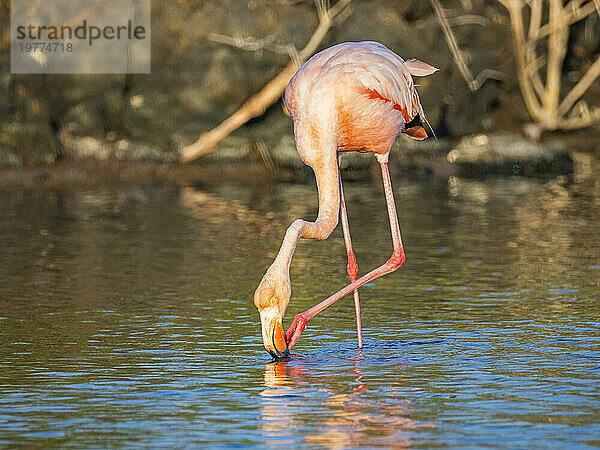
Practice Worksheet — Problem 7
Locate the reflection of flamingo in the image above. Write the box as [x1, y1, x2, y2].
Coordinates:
[254, 41, 437, 358]
[259, 356, 433, 447]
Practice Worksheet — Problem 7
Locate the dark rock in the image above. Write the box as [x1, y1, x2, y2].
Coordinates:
[60, 125, 175, 164]
[0, 149, 23, 169]
[1, 59, 58, 165]
[447, 132, 573, 176]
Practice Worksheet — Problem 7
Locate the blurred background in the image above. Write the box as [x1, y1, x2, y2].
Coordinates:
[1, 0, 599, 176]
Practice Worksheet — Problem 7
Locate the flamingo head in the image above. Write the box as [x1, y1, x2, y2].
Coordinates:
[254, 269, 291, 360]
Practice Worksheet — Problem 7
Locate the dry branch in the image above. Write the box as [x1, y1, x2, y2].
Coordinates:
[180, 0, 352, 164]
[499, 0, 600, 135]
[430, 0, 505, 91]
[558, 55, 600, 116]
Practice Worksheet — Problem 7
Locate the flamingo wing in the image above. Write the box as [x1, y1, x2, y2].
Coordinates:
[340, 42, 436, 139]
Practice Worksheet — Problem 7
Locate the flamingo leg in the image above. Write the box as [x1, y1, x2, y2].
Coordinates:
[338, 160, 363, 349]
[286, 154, 405, 349]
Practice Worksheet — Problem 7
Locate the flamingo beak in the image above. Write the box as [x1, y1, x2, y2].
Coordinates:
[260, 306, 290, 360]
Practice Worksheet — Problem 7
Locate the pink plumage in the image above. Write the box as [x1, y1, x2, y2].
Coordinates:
[254, 41, 438, 358]
[284, 41, 437, 156]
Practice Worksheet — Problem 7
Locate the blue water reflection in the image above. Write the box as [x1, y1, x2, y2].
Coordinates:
[0, 170, 599, 446]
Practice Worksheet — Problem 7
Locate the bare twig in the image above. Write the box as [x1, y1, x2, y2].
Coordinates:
[207, 33, 277, 51]
[499, 0, 600, 134]
[558, 55, 600, 117]
[447, 15, 490, 27]
[544, 0, 569, 114]
[430, 0, 476, 90]
[556, 104, 600, 130]
[471, 68, 508, 90]
[255, 139, 276, 174]
[285, 44, 301, 68]
[180, 0, 352, 164]
[537, 1, 597, 38]
[430, 0, 502, 91]
[528, 0, 543, 41]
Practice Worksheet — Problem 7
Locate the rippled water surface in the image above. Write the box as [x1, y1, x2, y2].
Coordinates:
[1, 160, 600, 447]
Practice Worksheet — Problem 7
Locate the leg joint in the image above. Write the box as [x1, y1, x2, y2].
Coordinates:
[347, 252, 359, 281]
[385, 249, 405, 271]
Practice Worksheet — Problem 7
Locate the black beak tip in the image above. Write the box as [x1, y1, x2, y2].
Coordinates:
[268, 348, 291, 361]
[267, 328, 291, 360]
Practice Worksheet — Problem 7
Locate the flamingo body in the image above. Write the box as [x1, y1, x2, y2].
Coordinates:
[255, 41, 437, 359]
[285, 41, 431, 158]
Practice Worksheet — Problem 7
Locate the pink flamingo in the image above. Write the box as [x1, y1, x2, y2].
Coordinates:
[254, 41, 438, 358]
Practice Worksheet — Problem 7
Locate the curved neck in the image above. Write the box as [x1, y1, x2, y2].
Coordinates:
[271, 155, 340, 272]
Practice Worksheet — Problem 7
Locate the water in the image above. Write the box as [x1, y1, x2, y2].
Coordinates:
[1, 162, 599, 447]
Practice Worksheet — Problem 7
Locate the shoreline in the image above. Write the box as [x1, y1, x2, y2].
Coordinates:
[0, 159, 290, 192]
[1, 132, 598, 192]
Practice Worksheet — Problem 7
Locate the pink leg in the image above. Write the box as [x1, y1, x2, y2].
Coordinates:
[286, 154, 405, 349]
[339, 168, 363, 348]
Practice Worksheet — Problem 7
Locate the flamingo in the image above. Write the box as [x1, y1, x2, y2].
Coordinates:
[254, 41, 438, 359]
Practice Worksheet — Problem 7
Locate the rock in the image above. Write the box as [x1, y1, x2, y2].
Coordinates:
[0, 58, 58, 165]
[394, 134, 454, 159]
[0, 118, 57, 165]
[60, 123, 174, 163]
[447, 132, 573, 176]
[0, 149, 23, 169]
[390, 134, 455, 176]
[114, 140, 177, 164]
